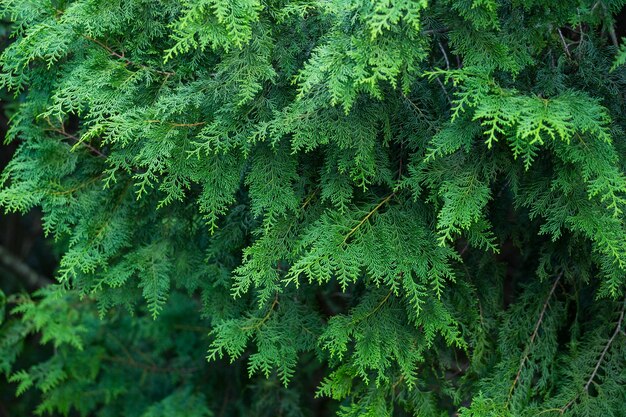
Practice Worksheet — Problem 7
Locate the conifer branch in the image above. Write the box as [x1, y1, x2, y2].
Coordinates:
[559, 297, 626, 414]
[402, 93, 438, 130]
[342, 193, 395, 246]
[508, 272, 563, 402]
[354, 290, 393, 324]
[145, 120, 206, 127]
[241, 294, 279, 331]
[48, 175, 105, 196]
[3, 2, 626, 414]
[583, 299, 625, 391]
[83, 36, 175, 76]
[44, 119, 107, 159]
[422, 28, 450, 36]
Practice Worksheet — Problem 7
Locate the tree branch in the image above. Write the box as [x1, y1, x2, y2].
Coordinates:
[44, 118, 107, 159]
[508, 272, 563, 401]
[84, 36, 175, 76]
[557, 28, 572, 59]
[559, 297, 626, 414]
[584, 298, 626, 392]
[342, 192, 395, 245]
[0, 245, 52, 289]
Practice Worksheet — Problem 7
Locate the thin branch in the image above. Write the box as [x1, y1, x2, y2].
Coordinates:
[496, 178, 512, 198]
[583, 298, 626, 391]
[438, 41, 451, 70]
[355, 289, 393, 324]
[436, 77, 452, 105]
[342, 192, 395, 245]
[173, 324, 212, 333]
[403, 93, 427, 118]
[0, 245, 52, 289]
[84, 35, 175, 76]
[421, 28, 450, 36]
[44, 119, 107, 159]
[458, 241, 470, 256]
[402, 93, 437, 131]
[105, 332, 199, 375]
[300, 188, 318, 211]
[508, 272, 563, 401]
[397, 142, 404, 179]
[559, 297, 626, 414]
[608, 27, 619, 48]
[48, 175, 104, 196]
[61, 130, 107, 158]
[578, 20, 585, 45]
[102, 356, 199, 375]
[145, 119, 206, 127]
[45, 120, 146, 176]
[599, 2, 619, 48]
[279, 188, 319, 250]
[240, 294, 279, 331]
[557, 29, 572, 59]
[391, 374, 405, 394]
[0, 400, 9, 417]
[218, 385, 231, 417]
[590, 0, 601, 12]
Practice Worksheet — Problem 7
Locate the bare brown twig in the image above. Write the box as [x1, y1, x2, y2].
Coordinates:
[44, 118, 107, 159]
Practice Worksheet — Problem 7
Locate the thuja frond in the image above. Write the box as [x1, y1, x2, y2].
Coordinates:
[1, 1, 626, 416]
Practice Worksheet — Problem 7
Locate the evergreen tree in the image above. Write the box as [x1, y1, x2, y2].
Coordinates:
[1, 0, 626, 415]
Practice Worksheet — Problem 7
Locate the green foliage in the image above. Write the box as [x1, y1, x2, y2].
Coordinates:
[612, 37, 626, 70]
[1, 0, 626, 416]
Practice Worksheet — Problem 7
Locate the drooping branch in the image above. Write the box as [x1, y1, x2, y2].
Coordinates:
[584, 299, 626, 391]
[559, 297, 626, 414]
[508, 272, 563, 401]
